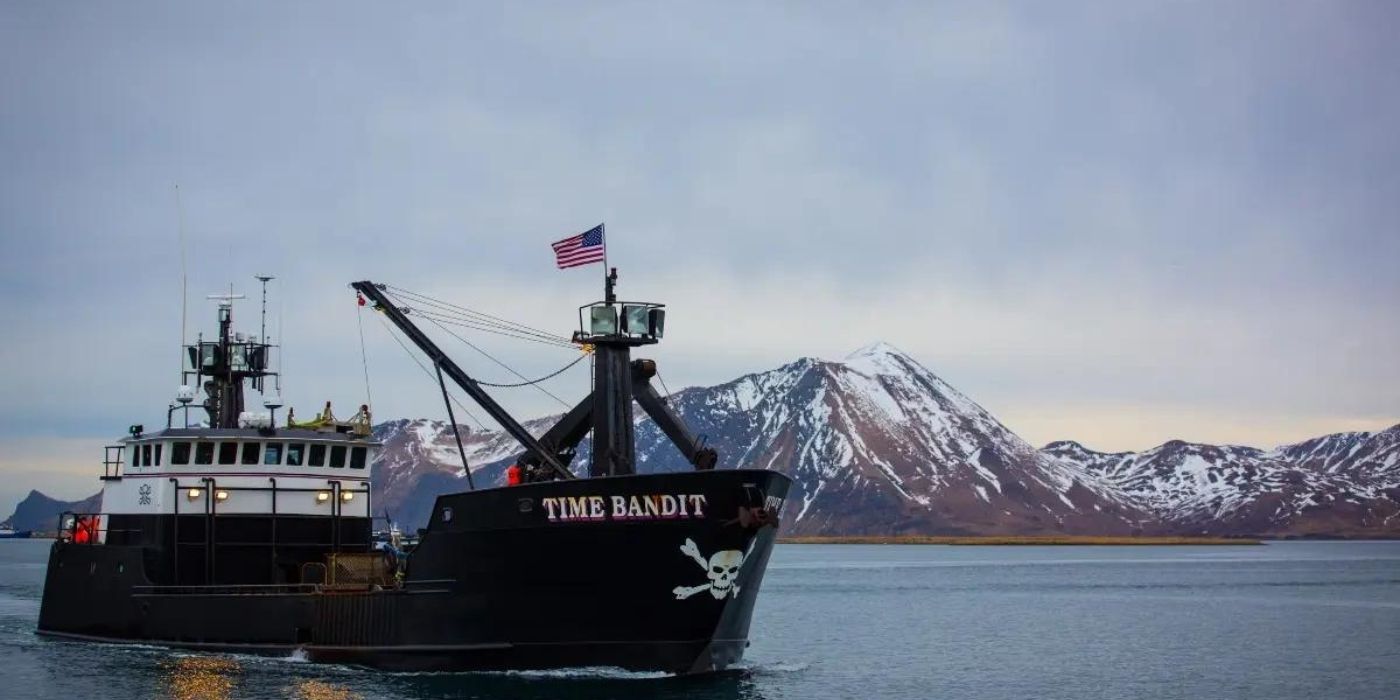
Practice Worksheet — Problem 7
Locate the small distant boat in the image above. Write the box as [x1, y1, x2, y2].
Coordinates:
[0, 526, 34, 539]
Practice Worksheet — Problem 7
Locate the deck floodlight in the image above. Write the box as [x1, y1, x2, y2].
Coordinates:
[648, 308, 665, 338]
[316, 491, 331, 504]
[341, 491, 355, 502]
[622, 305, 649, 336]
[590, 306, 618, 335]
[186, 488, 203, 500]
[214, 490, 230, 502]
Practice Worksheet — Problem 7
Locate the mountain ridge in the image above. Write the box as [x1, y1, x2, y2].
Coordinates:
[8, 343, 1397, 538]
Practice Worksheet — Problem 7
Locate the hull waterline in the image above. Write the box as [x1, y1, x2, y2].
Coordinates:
[38, 469, 791, 674]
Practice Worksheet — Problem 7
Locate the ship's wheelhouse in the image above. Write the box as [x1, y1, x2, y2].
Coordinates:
[79, 428, 379, 587]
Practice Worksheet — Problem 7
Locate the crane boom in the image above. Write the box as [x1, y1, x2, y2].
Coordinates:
[351, 281, 573, 480]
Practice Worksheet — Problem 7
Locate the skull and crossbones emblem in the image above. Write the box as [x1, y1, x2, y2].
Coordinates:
[672, 538, 746, 600]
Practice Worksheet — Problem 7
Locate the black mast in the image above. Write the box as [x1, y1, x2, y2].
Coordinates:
[575, 268, 716, 475]
[587, 267, 645, 477]
[185, 293, 276, 429]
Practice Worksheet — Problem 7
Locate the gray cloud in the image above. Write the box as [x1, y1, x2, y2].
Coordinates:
[2, 1, 1397, 506]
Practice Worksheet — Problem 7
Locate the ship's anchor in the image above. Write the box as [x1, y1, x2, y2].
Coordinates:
[672, 538, 746, 600]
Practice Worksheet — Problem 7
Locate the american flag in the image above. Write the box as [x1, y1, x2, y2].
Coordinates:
[551, 224, 606, 269]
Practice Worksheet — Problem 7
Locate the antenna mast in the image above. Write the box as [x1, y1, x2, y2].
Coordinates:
[176, 184, 188, 385]
[255, 275, 274, 344]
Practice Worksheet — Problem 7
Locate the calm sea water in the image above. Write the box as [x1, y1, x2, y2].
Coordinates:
[2, 539, 1398, 699]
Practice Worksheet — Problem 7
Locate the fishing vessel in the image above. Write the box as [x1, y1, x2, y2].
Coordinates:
[0, 525, 33, 539]
[37, 270, 790, 673]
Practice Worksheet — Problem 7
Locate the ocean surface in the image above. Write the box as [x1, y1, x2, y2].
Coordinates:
[2, 539, 1398, 699]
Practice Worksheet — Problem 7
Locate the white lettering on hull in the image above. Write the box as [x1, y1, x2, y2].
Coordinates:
[541, 493, 708, 523]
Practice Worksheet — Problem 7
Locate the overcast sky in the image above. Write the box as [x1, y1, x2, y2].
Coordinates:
[2, 2, 1397, 509]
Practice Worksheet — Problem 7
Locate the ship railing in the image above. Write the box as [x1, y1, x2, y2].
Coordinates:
[54, 511, 139, 544]
[102, 444, 125, 480]
[129, 578, 456, 597]
[164, 477, 371, 586]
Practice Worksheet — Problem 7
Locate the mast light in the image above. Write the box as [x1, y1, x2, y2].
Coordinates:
[621, 305, 648, 336]
[649, 308, 665, 338]
[589, 306, 618, 335]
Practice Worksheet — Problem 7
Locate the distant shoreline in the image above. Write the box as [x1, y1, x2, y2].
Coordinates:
[777, 535, 1263, 546]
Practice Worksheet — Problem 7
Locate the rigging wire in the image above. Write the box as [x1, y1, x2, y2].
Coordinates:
[423, 316, 574, 408]
[411, 310, 577, 349]
[655, 367, 699, 440]
[387, 284, 566, 342]
[655, 368, 676, 404]
[386, 286, 571, 347]
[356, 303, 373, 411]
[404, 302, 572, 345]
[374, 315, 488, 431]
[474, 353, 589, 388]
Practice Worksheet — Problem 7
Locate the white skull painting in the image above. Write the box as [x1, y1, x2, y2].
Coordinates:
[672, 538, 746, 600]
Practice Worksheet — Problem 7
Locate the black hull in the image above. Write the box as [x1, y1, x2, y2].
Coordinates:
[38, 469, 790, 674]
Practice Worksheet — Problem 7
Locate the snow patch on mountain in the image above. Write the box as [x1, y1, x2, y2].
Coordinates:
[366, 342, 1398, 537]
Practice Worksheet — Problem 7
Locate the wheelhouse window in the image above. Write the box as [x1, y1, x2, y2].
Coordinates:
[350, 446, 367, 470]
[286, 443, 305, 467]
[153, 443, 162, 466]
[172, 442, 191, 465]
[195, 442, 215, 465]
[130, 445, 142, 467]
[328, 445, 346, 468]
[264, 442, 283, 465]
[142, 444, 152, 467]
[241, 442, 260, 465]
[218, 442, 238, 465]
[308, 444, 326, 467]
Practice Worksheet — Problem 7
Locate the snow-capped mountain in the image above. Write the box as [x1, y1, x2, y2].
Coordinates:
[629, 343, 1146, 534]
[371, 343, 1150, 535]
[1045, 426, 1400, 536]
[9, 344, 1395, 537]
[368, 342, 1398, 537]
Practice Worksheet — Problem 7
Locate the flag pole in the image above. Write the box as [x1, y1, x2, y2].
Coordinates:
[602, 223, 616, 304]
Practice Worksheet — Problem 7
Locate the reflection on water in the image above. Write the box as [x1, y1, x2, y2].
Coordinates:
[293, 679, 363, 700]
[160, 654, 364, 700]
[10, 540, 1397, 700]
[162, 656, 240, 700]
[152, 652, 764, 700]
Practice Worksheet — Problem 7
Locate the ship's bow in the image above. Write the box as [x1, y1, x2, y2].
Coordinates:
[388, 468, 792, 673]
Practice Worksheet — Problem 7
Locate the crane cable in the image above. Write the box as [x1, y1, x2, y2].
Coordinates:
[388, 284, 563, 339]
[385, 285, 572, 348]
[356, 303, 373, 412]
[423, 316, 573, 408]
[410, 310, 577, 350]
[474, 352, 589, 388]
[374, 315, 488, 431]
